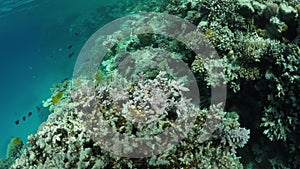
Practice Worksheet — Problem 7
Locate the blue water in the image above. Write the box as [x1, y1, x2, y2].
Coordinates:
[0, 0, 118, 158]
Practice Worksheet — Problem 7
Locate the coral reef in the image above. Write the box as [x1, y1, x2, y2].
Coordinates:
[89, 0, 300, 167]
[43, 78, 70, 113]
[9, 0, 300, 168]
[164, 0, 300, 168]
[6, 137, 22, 158]
[11, 71, 249, 168]
[0, 137, 24, 169]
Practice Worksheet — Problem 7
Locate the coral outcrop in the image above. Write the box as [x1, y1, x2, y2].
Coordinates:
[11, 71, 249, 168]
[9, 0, 300, 168]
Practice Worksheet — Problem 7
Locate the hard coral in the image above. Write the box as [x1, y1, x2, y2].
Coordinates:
[51, 91, 63, 104]
[10, 0, 300, 168]
[6, 137, 23, 159]
[12, 138, 21, 145]
[11, 71, 249, 168]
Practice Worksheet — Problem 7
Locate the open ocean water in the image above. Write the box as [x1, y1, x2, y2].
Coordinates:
[0, 0, 118, 158]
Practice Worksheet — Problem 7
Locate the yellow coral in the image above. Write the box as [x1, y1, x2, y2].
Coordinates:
[12, 137, 21, 145]
[205, 28, 212, 35]
[7, 137, 23, 158]
[93, 70, 104, 83]
[52, 91, 63, 104]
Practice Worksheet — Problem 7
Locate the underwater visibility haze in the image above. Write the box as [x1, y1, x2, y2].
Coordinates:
[0, 0, 118, 163]
[0, 0, 300, 169]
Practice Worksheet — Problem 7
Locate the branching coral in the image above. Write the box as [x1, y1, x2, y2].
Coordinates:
[165, 0, 300, 168]
[8, 0, 300, 168]
[11, 71, 249, 168]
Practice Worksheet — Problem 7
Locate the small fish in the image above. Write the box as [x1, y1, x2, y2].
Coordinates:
[15, 120, 19, 125]
[68, 52, 75, 58]
[22, 116, 26, 121]
[28, 112, 32, 117]
[36, 106, 41, 111]
[68, 45, 72, 49]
